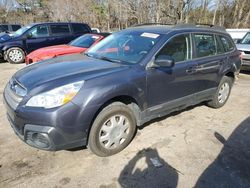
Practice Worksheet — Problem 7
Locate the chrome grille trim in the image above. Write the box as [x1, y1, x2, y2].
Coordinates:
[4, 80, 25, 110]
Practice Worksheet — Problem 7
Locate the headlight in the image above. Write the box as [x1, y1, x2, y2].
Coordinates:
[26, 81, 84, 109]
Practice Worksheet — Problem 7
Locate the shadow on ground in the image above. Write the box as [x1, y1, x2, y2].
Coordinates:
[195, 117, 250, 188]
[118, 148, 178, 188]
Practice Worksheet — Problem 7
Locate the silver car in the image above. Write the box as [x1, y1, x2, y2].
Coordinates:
[236, 32, 250, 70]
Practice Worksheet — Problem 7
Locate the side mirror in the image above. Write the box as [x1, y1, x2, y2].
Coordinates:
[154, 55, 175, 68]
[26, 33, 33, 39]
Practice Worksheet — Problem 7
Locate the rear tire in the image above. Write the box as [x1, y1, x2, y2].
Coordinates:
[88, 102, 137, 157]
[5, 47, 25, 64]
[207, 76, 233, 108]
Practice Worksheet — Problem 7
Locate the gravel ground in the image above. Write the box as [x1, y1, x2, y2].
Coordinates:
[0, 62, 250, 188]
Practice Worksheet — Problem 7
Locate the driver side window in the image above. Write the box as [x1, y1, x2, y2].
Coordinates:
[156, 34, 192, 63]
[28, 25, 49, 38]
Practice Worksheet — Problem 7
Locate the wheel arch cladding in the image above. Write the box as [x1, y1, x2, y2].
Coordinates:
[86, 95, 142, 144]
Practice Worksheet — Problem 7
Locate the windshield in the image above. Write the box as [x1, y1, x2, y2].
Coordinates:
[86, 31, 162, 64]
[241, 33, 250, 44]
[12, 25, 32, 37]
[70, 34, 101, 48]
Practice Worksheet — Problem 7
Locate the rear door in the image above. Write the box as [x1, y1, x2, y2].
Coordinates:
[48, 24, 73, 45]
[192, 33, 226, 94]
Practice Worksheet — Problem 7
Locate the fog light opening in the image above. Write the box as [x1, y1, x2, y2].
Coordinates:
[26, 132, 50, 149]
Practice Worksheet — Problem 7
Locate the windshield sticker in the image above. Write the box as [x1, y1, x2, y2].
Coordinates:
[141, 32, 159, 39]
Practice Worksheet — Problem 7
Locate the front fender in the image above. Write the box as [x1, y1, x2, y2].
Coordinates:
[2, 43, 25, 53]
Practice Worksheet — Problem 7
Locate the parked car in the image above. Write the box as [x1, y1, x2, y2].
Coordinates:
[25, 33, 110, 64]
[91, 28, 100, 33]
[0, 24, 21, 33]
[0, 22, 91, 64]
[3, 24, 241, 156]
[236, 32, 250, 70]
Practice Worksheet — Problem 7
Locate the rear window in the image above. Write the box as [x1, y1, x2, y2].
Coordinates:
[70, 34, 101, 48]
[50, 24, 70, 35]
[12, 25, 21, 31]
[194, 34, 216, 58]
[72, 24, 89, 34]
[219, 36, 234, 52]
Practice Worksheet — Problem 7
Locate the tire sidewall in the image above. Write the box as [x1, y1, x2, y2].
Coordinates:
[6, 47, 25, 64]
[89, 103, 137, 157]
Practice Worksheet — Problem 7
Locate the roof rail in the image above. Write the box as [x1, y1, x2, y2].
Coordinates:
[132, 23, 174, 27]
[175, 23, 226, 31]
[131, 22, 226, 32]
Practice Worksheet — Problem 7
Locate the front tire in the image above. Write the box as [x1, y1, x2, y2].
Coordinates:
[88, 102, 137, 157]
[5, 47, 25, 64]
[207, 76, 233, 108]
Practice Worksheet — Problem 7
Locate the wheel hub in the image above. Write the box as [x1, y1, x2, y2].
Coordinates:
[218, 82, 230, 104]
[99, 115, 130, 149]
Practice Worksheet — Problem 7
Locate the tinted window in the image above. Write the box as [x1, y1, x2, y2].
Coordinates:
[2, 25, 8, 31]
[50, 24, 70, 35]
[157, 34, 192, 62]
[0, 26, 5, 32]
[219, 36, 234, 52]
[194, 34, 216, 58]
[70, 34, 101, 48]
[72, 24, 89, 34]
[28, 25, 49, 38]
[215, 36, 225, 54]
[12, 25, 21, 31]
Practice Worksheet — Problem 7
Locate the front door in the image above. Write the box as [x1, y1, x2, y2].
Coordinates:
[25, 24, 50, 53]
[146, 33, 198, 112]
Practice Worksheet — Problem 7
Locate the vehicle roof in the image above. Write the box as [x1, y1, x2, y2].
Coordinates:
[125, 24, 228, 35]
[0, 23, 21, 25]
[29, 22, 89, 26]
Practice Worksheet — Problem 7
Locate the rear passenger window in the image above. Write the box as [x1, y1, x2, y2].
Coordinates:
[72, 24, 89, 34]
[12, 25, 21, 31]
[50, 24, 70, 35]
[215, 36, 225, 54]
[194, 34, 216, 58]
[219, 36, 234, 52]
[157, 34, 192, 62]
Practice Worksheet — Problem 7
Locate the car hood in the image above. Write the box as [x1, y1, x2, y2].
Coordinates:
[14, 53, 129, 91]
[236, 44, 250, 51]
[0, 33, 13, 43]
[27, 45, 87, 59]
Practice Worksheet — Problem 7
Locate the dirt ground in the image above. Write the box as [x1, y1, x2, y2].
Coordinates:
[0, 62, 250, 188]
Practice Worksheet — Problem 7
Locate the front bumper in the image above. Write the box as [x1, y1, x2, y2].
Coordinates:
[3, 88, 89, 151]
[241, 59, 250, 70]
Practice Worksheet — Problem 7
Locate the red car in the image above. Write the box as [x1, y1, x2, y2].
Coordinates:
[25, 33, 110, 64]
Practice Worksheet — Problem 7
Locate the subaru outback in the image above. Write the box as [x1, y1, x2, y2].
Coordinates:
[3, 24, 241, 156]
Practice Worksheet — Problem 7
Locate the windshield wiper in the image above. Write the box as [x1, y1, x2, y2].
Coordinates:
[84, 52, 93, 57]
[98, 56, 122, 63]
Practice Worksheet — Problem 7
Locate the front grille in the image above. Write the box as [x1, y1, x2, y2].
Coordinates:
[4, 79, 26, 110]
[244, 51, 250, 55]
